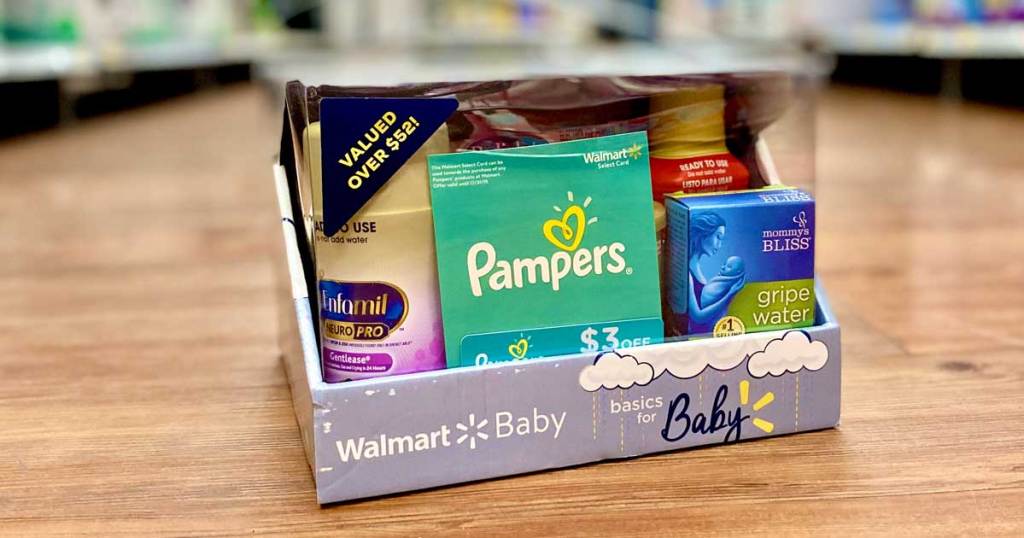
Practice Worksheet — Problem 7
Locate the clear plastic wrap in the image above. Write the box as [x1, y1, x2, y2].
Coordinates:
[287, 73, 799, 183]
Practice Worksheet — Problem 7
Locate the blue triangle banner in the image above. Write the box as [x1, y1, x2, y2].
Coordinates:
[319, 97, 459, 237]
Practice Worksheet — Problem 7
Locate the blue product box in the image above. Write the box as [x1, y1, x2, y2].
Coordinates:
[666, 188, 815, 337]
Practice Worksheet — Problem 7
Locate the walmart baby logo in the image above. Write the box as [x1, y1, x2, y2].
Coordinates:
[661, 380, 776, 443]
[466, 191, 630, 297]
[333, 408, 567, 462]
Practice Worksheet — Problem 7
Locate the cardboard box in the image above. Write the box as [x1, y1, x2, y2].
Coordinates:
[272, 136, 841, 504]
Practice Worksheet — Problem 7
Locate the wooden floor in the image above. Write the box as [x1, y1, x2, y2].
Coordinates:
[1, 84, 1022, 536]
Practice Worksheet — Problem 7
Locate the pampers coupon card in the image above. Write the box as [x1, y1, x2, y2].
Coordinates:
[428, 132, 664, 368]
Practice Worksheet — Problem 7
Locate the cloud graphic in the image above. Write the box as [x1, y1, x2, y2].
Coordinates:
[643, 333, 772, 380]
[746, 331, 829, 378]
[579, 351, 655, 392]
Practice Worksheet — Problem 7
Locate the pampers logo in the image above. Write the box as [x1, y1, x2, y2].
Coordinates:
[466, 191, 632, 297]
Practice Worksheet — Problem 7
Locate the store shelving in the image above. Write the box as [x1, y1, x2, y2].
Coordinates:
[819, 22, 1024, 59]
[0, 34, 289, 84]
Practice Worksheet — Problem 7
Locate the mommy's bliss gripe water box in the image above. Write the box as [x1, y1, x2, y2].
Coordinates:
[428, 133, 663, 367]
[666, 188, 815, 337]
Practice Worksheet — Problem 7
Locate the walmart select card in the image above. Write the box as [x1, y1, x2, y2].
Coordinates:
[428, 133, 664, 368]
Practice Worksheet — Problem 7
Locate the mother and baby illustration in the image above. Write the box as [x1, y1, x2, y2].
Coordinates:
[686, 213, 746, 334]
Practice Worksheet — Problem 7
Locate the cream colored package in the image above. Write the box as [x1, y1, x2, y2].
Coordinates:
[304, 123, 447, 382]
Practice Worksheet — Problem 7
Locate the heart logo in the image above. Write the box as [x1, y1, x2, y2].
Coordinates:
[508, 338, 529, 359]
[543, 205, 586, 252]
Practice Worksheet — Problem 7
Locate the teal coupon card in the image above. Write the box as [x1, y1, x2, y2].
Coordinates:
[428, 132, 663, 367]
[461, 318, 664, 366]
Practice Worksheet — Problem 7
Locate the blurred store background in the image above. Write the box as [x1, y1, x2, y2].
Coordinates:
[2, 0, 1023, 138]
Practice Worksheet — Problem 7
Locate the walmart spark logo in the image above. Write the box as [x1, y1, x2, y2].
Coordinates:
[661, 380, 776, 443]
[738, 380, 775, 433]
[455, 413, 489, 449]
[627, 142, 643, 160]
